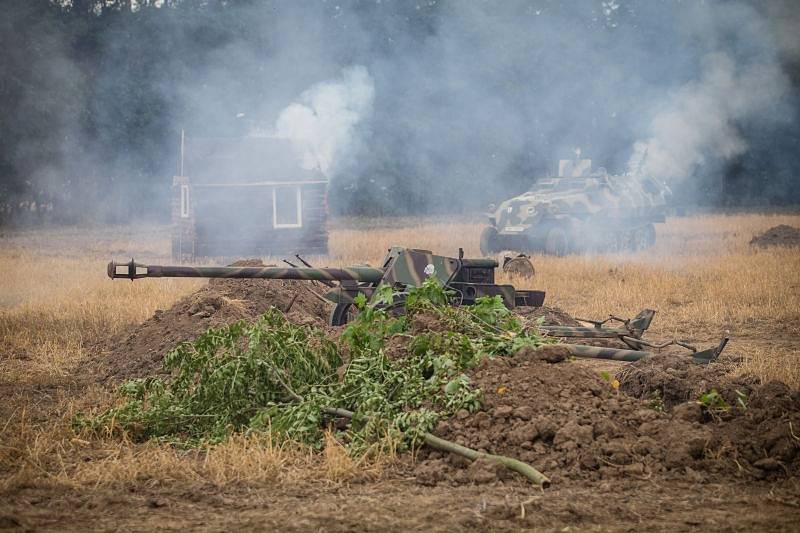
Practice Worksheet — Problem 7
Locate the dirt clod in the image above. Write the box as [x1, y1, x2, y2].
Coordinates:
[518, 344, 571, 363]
[616, 352, 756, 408]
[87, 275, 800, 495]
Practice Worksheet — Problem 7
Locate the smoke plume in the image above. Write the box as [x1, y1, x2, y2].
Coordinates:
[629, 51, 790, 182]
[275, 66, 374, 176]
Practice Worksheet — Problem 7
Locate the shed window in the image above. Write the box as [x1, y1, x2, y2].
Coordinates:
[180, 185, 190, 218]
[273, 186, 302, 228]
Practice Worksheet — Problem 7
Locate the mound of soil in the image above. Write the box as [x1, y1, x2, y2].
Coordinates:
[416, 349, 800, 486]
[617, 352, 756, 408]
[95, 260, 332, 383]
[750, 224, 800, 247]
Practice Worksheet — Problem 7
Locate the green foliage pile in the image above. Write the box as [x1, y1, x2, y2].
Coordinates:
[79, 278, 547, 453]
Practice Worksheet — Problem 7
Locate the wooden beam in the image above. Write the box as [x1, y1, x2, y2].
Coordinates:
[192, 180, 328, 188]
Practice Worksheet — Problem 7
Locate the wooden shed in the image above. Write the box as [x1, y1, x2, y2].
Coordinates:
[171, 135, 329, 261]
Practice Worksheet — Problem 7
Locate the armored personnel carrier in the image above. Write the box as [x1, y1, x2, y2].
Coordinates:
[480, 158, 671, 256]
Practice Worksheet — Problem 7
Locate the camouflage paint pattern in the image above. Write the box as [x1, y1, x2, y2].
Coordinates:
[492, 173, 670, 229]
[560, 344, 651, 362]
[540, 309, 656, 343]
[108, 246, 547, 326]
[108, 260, 384, 283]
[323, 286, 374, 304]
[381, 247, 462, 287]
[559, 336, 728, 365]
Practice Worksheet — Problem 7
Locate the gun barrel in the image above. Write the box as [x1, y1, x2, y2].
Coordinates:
[108, 260, 384, 283]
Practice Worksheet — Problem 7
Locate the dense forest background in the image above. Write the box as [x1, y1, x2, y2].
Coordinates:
[1, 0, 798, 225]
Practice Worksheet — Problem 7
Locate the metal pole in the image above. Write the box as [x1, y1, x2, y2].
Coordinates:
[180, 129, 185, 176]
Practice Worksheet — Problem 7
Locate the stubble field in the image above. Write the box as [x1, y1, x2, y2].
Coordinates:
[1, 212, 799, 531]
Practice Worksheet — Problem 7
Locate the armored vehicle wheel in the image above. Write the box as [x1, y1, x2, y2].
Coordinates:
[644, 223, 656, 247]
[480, 226, 502, 256]
[631, 227, 649, 251]
[545, 227, 569, 256]
[617, 232, 634, 252]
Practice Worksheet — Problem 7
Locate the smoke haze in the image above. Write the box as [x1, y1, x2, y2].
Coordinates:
[1, 0, 798, 223]
[275, 66, 374, 176]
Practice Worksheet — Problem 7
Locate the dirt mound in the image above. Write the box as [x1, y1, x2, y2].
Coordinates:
[416, 350, 800, 486]
[616, 352, 756, 408]
[95, 260, 332, 383]
[750, 224, 800, 247]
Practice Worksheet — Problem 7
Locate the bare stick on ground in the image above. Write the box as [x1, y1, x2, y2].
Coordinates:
[322, 406, 550, 488]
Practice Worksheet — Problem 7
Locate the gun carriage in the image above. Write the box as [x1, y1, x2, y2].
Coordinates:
[108, 246, 546, 326]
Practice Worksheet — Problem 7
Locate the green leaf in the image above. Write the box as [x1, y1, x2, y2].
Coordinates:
[353, 292, 368, 309]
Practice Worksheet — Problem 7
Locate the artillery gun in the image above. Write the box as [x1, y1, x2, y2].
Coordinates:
[108, 246, 546, 326]
[108, 246, 725, 364]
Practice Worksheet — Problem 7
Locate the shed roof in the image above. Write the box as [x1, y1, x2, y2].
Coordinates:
[184, 136, 326, 185]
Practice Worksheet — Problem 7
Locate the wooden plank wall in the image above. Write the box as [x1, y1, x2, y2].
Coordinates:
[191, 182, 329, 258]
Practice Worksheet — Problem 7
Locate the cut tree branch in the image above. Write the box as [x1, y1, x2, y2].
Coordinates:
[321, 406, 550, 488]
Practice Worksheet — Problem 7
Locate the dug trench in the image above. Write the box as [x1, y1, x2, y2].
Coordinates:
[6, 273, 800, 531]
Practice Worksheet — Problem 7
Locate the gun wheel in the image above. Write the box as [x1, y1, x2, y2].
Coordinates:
[644, 223, 656, 247]
[329, 303, 357, 326]
[631, 224, 656, 251]
[329, 299, 407, 326]
[480, 227, 502, 256]
[545, 227, 569, 256]
[631, 227, 649, 251]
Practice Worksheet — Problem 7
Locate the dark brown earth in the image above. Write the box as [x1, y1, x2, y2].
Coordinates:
[750, 224, 800, 247]
[3, 477, 799, 532]
[617, 351, 757, 408]
[5, 284, 800, 531]
[90, 285, 800, 488]
[416, 349, 800, 487]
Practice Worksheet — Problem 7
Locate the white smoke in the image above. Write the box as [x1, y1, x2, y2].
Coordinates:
[275, 65, 374, 176]
[629, 52, 789, 181]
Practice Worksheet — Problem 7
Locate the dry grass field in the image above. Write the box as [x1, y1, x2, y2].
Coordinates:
[1, 212, 799, 530]
[2, 213, 798, 385]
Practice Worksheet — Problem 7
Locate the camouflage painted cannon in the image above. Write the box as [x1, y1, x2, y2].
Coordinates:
[108, 246, 546, 326]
